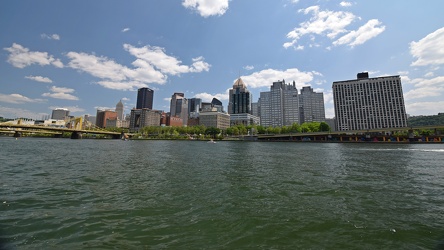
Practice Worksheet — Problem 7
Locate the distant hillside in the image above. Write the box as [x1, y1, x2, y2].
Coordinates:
[408, 113, 444, 127]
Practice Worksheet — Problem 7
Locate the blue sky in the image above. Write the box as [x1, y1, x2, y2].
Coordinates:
[1, 0, 444, 120]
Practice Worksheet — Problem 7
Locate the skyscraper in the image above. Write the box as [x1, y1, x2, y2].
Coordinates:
[299, 86, 325, 124]
[259, 80, 325, 127]
[136, 87, 154, 109]
[188, 98, 202, 118]
[228, 78, 259, 126]
[333, 73, 407, 131]
[259, 80, 299, 127]
[228, 78, 252, 114]
[116, 100, 124, 120]
[51, 108, 70, 120]
[170, 93, 188, 126]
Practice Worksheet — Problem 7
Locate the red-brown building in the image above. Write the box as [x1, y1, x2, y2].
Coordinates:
[96, 110, 117, 128]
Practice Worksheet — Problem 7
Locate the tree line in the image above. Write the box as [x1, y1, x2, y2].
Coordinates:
[110, 121, 331, 139]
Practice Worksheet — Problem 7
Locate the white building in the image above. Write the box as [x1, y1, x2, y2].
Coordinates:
[260, 80, 316, 127]
[51, 108, 69, 120]
[299, 86, 325, 123]
[332, 72, 407, 131]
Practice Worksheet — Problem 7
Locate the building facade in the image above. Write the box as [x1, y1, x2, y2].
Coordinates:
[199, 111, 230, 130]
[259, 80, 300, 127]
[332, 73, 407, 131]
[136, 87, 154, 109]
[188, 98, 202, 118]
[129, 108, 161, 131]
[299, 86, 325, 123]
[170, 93, 188, 126]
[228, 78, 259, 125]
[259, 80, 325, 127]
[96, 110, 117, 128]
[116, 100, 124, 121]
[229, 113, 260, 126]
[228, 78, 252, 114]
[51, 108, 70, 120]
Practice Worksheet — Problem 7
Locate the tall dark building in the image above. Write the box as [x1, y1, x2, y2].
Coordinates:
[228, 78, 252, 114]
[136, 87, 154, 109]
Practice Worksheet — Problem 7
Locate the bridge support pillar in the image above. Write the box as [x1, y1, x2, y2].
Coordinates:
[71, 132, 82, 139]
[13, 131, 22, 137]
[54, 133, 63, 138]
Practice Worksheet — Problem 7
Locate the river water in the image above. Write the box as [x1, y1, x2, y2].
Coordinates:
[1, 137, 444, 249]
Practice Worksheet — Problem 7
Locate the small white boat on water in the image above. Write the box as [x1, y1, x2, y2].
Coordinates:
[208, 139, 216, 143]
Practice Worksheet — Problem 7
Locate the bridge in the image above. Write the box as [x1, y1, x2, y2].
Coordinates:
[255, 125, 444, 142]
[0, 119, 123, 139]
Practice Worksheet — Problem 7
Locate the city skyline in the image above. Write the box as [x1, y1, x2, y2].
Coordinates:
[1, 1, 444, 120]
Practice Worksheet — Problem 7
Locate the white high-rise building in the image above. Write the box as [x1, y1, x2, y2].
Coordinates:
[51, 108, 70, 120]
[333, 72, 407, 131]
[259, 80, 325, 127]
[259, 80, 301, 127]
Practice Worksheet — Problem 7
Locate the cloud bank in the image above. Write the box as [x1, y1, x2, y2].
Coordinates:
[284, 5, 385, 49]
[4, 43, 64, 68]
[182, 0, 229, 17]
[66, 44, 210, 91]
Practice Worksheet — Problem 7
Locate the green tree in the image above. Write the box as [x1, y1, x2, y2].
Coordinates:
[231, 127, 239, 136]
[226, 127, 233, 136]
[256, 125, 266, 134]
[205, 127, 221, 139]
[319, 122, 330, 132]
[238, 125, 247, 135]
[290, 123, 301, 133]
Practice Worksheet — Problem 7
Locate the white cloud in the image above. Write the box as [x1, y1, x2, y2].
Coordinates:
[415, 76, 444, 87]
[238, 68, 319, 89]
[406, 101, 444, 116]
[94, 106, 116, 111]
[123, 44, 210, 75]
[96, 81, 148, 91]
[194, 90, 229, 102]
[424, 72, 434, 78]
[4, 43, 64, 68]
[0, 106, 47, 119]
[340, 1, 352, 7]
[244, 65, 254, 70]
[182, 0, 229, 17]
[67, 52, 131, 81]
[121, 97, 130, 101]
[333, 19, 385, 47]
[25, 75, 53, 83]
[404, 86, 443, 100]
[284, 6, 384, 49]
[66, 44, 210, 91]
[49, 105, 85, 113]
[410, 27, 444, 67]
[325, 107, 335, 119]
[403, 75, 444, 103]
[121, 28, 130, 32]
[0, 93, 46, 104]
[42, 86, 79, 100]
[285, 6, 355, 49]
[41, 33, 60, 40]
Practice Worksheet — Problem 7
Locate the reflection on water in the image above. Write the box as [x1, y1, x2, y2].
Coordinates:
[1, 138, 444, 249]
